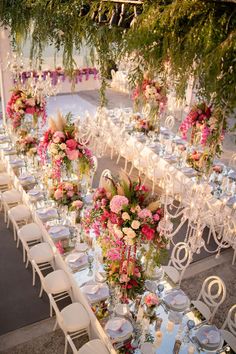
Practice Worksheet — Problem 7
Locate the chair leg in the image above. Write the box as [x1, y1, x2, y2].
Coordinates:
[116, 154, 121, 164]
[50, 302, 53, 317]
[17, 237, 20, 248]
[32, 267, 36, 286]
[232, 250, 236, 265]
[7, 218, 10, 228]
[64, 336, 68, 354]
[23, 248, 26, 263]
[124, 159, 128, 172]
[25, 257, 29, 268]
[39, 284, 43, 298]
[53, 319, 58, 331]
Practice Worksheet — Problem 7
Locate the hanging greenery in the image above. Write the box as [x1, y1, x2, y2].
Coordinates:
[0, 0, 236, 113]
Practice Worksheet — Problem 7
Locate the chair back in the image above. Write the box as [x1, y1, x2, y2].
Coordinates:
[198, 276, 226, 317]
[31, 259, 45, 285]
[222, 304, 236, 336]
[99, 169, 112, 188]
[169, 242, 192, 270]
[164, 115, 175, 130]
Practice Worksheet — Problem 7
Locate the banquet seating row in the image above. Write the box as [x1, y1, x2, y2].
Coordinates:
[0, 165, 109, 354]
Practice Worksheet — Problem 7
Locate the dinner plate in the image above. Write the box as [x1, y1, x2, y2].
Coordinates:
[81, 282, 109, 303]
[163, 289, 190, 312]
[195, 325, 222, 351]
[105, 317, 133, 341]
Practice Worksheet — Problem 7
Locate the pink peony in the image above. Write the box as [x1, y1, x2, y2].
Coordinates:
[66, 139, 77, 150]
[54, 189, 63, 200]
[67, 191, 74, 197]
[110, 195, 129, 214]
[138, 208, 152, 219]
[54, 131, 65, 139]
[66, 149, 79, 160]
[141, 224, 155, 240]
[72, 200, 83, 209]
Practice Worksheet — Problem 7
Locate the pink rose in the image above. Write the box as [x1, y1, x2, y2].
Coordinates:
[54, 131, 65, 139]
[25, 107, 36, 115]
[153, 213, 160, 221]
[66, 149, 79, 160]
[67, 191, 74, 197]
[54, 189, 63, 200]
[141, 224, 155, 240]
[66, 139, 77, 150]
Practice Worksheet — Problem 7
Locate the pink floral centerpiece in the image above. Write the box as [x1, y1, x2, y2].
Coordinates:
[38, 112, 94, 180]
[16, 132, 38, 156]
[49, 181, 83, 208]
[6, 88, 46, 129]
[83, 174, 168, 300]
[180, 102, 226, 174]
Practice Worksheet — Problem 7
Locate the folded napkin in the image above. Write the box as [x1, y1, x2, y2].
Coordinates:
[107, 318, 126, 332]
[37, 208, 57, 217]
[83, 284, 101, 295]
[19, 175, 33, 181]
[206, 330, 221, 344]
[28, 189, 41, 196]
[171, 293, 186, 306]
[68, 253, 84, 263]
[75, 243, 88, 252]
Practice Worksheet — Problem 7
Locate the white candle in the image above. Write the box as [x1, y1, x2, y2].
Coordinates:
[166, 320, 174, 332]
[188, 344, 195, 354]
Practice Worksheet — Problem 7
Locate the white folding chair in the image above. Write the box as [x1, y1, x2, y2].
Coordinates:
[67, 338, 109, 354]
[220, 304, 236, 352]
[32, 260, 73, 317]
[163, 242, 192, 286]
[49, 294, 90, 354]
[192, 276, 226, 321]
[2, 189, 22, 223]
[17, 222, 42, 262]
[28, 242, 54, 285]
[7, 204, 31, 241]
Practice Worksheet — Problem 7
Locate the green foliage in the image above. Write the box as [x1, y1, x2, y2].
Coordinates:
[0, 0, 236, 114]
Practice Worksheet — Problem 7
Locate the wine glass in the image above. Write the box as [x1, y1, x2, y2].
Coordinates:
[157, 283, 164, 297]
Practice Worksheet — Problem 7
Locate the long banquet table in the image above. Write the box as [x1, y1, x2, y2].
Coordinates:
[0, 130, 233, 354]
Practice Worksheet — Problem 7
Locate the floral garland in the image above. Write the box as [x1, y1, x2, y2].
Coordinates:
[49, 181, 83, 210]
[16, 132, 38, 156]
[83, 174, 168, 301]
[17, 67, 99, 86]
[6, 88, 47, 129]
[38, 112, 94, 180]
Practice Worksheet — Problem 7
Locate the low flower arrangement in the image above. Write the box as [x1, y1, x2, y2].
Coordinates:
[49, 181, 83, 210]
[16, 132, 38, 156]
[38, 112, 94, 180]
[186, 150, 213, 173]
[6, 88, 46, 129]
[133, 114, 155, 133]
[83, 174, 168, 300]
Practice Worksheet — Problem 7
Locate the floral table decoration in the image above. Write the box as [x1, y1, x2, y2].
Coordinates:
[38, 112, 94, 181]
[6, 87, 47, 130]
[179, 102, 226, 175]
[16, 131, 38, 157]
[132, 75, 167, 134]
[49, 180, 83, 223]
[144, 293, 160, 319]
[83, 173, 168, 302]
